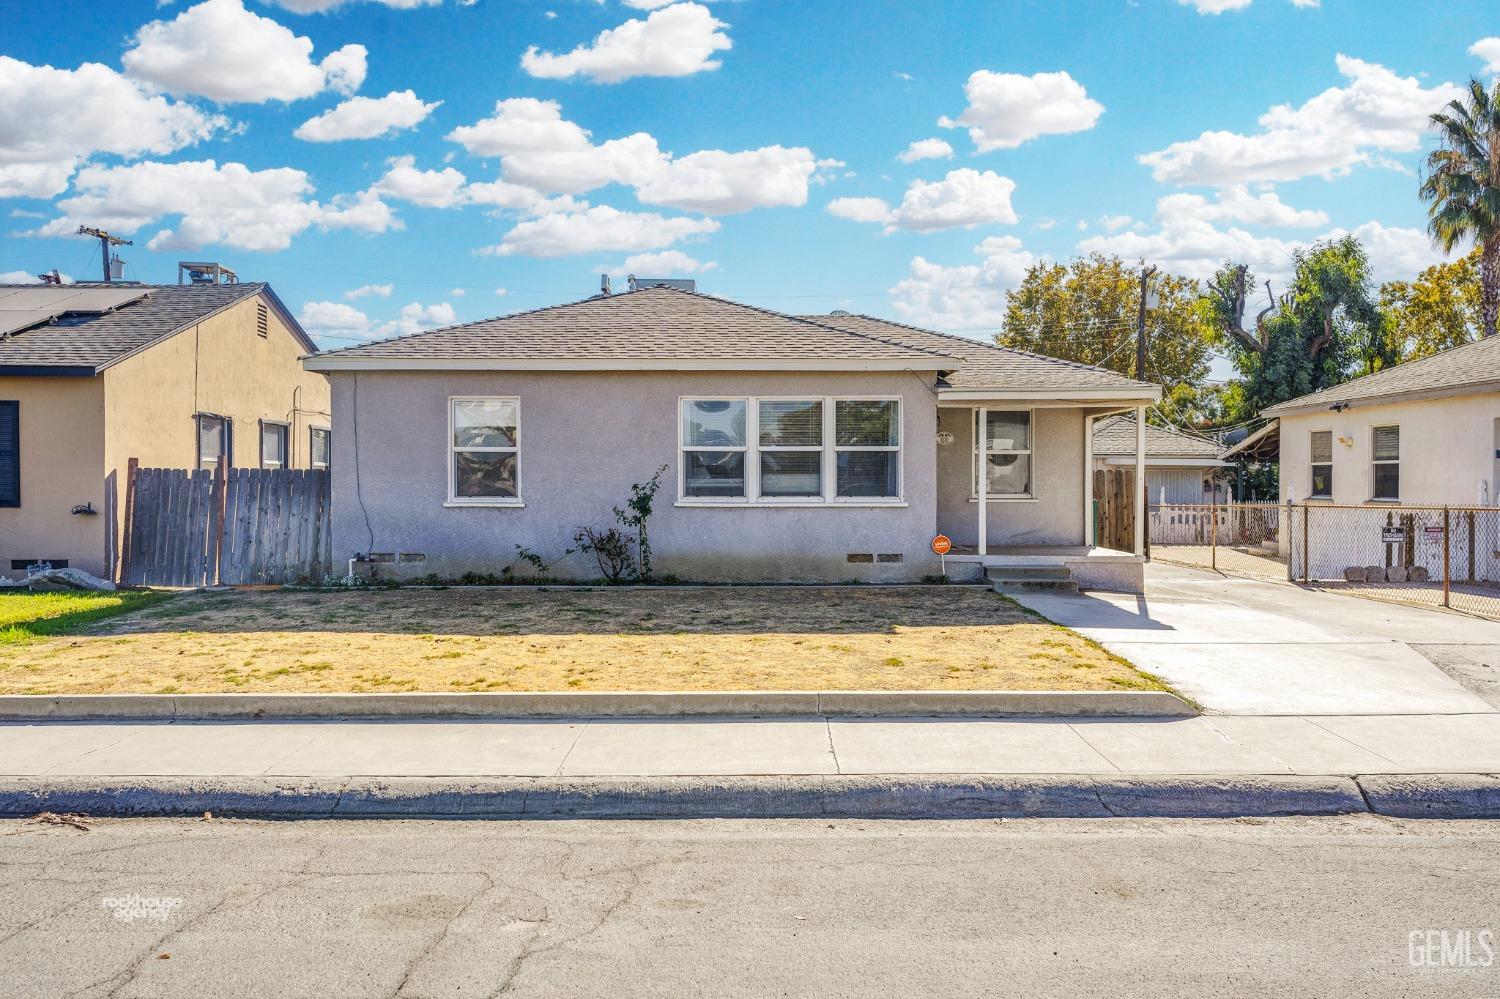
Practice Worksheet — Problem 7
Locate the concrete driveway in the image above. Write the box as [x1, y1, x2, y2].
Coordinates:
[1011, 562, 1500, 716]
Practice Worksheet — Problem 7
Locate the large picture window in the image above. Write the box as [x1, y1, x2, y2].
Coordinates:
[679, 396, 901, 504]
[973, 410, 1032, 498]
[449, 397, 520, 504]
[1310, 430, 1333, 499]
[1372, 425, 1399, 500]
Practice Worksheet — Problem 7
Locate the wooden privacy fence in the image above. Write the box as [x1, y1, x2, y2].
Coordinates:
[1092, 468, 1145, 555]
[120, 458, 331, 587]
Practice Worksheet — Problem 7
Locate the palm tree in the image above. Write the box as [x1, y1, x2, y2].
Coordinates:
[1422, 78, 1500, 339]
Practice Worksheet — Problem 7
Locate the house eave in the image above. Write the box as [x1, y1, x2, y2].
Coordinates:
[1263, 380, 1500, 416]
[936, 386, 1162, 404]
[301, 356, 943, 373]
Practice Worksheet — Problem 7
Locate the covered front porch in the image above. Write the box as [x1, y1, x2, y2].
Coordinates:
[932, 394, 1157, 592]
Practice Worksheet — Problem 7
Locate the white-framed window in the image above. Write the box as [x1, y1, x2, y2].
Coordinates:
[972, 409, 1032, 499]
[259, 420, 288, 469]
[1372, 424, 1399, 500]
[449, 397, 520, 505]
[1309, 430, 1333, 499]
[309, 426, 331, 470]
[679, 396, 902, 505]
[196, 413, 231, 470]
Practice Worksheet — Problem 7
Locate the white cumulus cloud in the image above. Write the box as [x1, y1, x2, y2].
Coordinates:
[887, 236, 1037, 331]
[123, 0, 367, 103]
[0, 56, 225, 198]
[1471, 38, 1500, 75]
[610, 249, 717, 276]
[1177, 0, 1253, 12]
[372, 155, 468, 207]
[826, 168, 1018, 233]
[520, 2, 730, 83]
[938, 70, 1103, 151]
[37, 159, 395, 253]
[268, 0, 440, 10]
[447, 98, 822, 214]
[344, 283, 392, 300]
[294, 90, 440, 142]
[897, 138, 954, 164]
[485, 205, 719, 257]
[1138, 55, 1462, 185]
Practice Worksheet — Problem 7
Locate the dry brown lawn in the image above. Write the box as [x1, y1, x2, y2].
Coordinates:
[0, 586, 1167, 695]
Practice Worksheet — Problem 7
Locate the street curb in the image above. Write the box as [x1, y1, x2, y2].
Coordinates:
[0, 690, 1196, 721]
[1355, 773, 1500, 819]
[0, 774, 1372, 820]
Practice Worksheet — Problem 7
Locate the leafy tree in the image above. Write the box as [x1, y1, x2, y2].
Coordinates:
[1209, 236, 1385, 413]
[1379, 247, 1482, 359]
[1000, 253, 1214, 391]
[1421, 78, 1500, 339]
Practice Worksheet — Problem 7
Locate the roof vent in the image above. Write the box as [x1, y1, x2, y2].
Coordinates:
[178, 261, 238, 285]
[599, 273, 612, 296]
[830, 310, 852, 316]
[626, 275, 695, 292]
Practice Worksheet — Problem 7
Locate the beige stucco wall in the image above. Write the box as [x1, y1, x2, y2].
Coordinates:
[0, 377, 108, 577]
[1277, 390, 1499, 506]
[934, 405, 1091, 547]
[329, 369, 944, 582]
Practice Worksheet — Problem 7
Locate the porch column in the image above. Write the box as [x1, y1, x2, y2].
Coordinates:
[977, 406, 988, 556]
[1082, 412, 1094, 547]
[1133, 404, 1146, 555]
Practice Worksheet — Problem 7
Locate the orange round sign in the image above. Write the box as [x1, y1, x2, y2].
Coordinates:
[931, 534, 952, 556]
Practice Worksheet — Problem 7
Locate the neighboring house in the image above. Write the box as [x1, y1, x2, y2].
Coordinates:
[1264, 335, 1500, 507]
[0, 279, 330, 579]
[1090, 414, 1229, 504]
[303, 285, 1160, 591]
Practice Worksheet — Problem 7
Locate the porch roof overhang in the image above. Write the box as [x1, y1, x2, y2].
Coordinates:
[936, 386, 1161, 405]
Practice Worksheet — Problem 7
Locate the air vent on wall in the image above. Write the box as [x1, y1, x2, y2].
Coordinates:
[255, 302, 268, 338]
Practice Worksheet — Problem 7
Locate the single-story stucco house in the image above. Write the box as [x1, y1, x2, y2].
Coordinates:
[1091, 414, 1229, 505]
[303, 284, 1161, 591]
[0, 277, 329, 580]
[1264, 334, 1499, 507]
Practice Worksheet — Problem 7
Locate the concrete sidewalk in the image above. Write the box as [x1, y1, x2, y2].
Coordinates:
[1013, 562, 1500, 715]
[6, 712, 1500, 778]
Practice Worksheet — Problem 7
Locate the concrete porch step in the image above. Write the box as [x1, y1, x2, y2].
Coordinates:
[985, 565, 1078, 593]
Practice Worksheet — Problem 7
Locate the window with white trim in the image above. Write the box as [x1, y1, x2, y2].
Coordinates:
[1310, 430, 1333, 499]
[310, 427, 330, 469]
[450, 397, 520, 503]
[259, 420, 288, 469]
[679, 397, 901, 503]
[1372, 425, 1399, 500]
[973, 410, 1032, 498]
[196, 414, 231, 470]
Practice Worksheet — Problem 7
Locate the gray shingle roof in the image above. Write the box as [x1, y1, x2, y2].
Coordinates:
[1091, 414, 1223, 460]
[1264, 335, 1500, 414]
[311, 286, 960, 364]
[802, 313, 1161, 392]
[0, 282, 270, 373]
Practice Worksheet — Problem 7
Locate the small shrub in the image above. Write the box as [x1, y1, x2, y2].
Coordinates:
[573, 526, 637, 582]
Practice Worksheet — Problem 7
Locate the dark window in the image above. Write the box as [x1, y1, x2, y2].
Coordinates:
[196, 414, 231, 470]
[310, 427, 330, 469]
[0, 401, 17, 508]
[260, 421, 288, 469]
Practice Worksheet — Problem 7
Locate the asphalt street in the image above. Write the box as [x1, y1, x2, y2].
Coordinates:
[3, 815, 1498, 997]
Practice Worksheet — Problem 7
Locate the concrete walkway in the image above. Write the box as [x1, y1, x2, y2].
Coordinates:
[1012, 562, 1500, 715]
[5, 712, 1500, 778]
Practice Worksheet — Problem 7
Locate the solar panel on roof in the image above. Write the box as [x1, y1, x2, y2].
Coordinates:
[0, 286, 151, 338]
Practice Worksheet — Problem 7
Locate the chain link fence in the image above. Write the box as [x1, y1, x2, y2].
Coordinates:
[1149, 503, 1287, 580]
[1288, 503, 1500, 620]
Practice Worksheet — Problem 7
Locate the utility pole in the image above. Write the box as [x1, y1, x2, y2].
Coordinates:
[76, 226, 132, 283]
[1136, 264, 1157, 382]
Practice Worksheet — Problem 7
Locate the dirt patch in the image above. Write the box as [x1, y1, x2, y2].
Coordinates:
[0, 586, 1165, 695]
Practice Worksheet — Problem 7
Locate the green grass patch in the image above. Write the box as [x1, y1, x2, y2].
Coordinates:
[0, 590, 172, 645]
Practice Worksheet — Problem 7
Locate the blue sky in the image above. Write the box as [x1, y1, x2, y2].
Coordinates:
[3, 0, 1497, 350]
